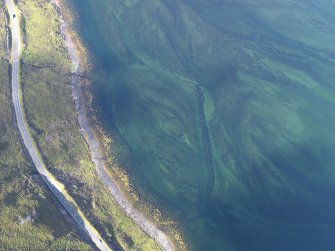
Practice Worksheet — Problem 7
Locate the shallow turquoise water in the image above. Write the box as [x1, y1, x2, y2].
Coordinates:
[69, 1, 335, 250]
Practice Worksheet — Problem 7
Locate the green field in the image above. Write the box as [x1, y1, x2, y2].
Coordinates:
[69, 0, 335, 250]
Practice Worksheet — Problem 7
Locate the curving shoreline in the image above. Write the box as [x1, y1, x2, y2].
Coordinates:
[52, 1, 176, 250]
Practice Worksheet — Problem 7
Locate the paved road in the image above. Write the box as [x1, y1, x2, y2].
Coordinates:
[6, 1, 112, 250]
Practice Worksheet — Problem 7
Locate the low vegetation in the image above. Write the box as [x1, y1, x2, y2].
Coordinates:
[0, 3, 93, 250]
[16, 0, 161, 250]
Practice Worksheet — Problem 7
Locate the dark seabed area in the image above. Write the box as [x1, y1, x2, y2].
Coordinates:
[68, 0, 335, 250]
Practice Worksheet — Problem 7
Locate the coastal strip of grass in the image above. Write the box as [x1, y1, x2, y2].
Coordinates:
[0, 4, 94, 250]
[17, 0, 162, 250]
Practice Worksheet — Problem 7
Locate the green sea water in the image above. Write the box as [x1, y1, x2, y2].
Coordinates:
[69, 0, 335, 250]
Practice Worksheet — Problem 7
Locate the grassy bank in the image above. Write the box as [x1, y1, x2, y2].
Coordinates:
[17, 0, 161, 250]
[0, 3, 93, 250]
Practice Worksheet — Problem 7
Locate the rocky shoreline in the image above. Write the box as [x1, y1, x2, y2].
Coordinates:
[52, 1, 175, 251]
